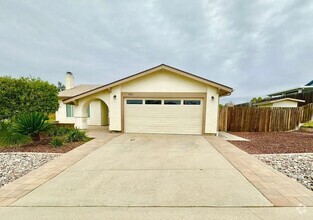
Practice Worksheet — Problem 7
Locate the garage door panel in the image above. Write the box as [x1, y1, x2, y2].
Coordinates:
[124, 98, 203, 135]
[126, 125, 201, 135]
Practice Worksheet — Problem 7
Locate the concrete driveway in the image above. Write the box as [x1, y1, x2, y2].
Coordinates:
[11, 134, 271, 207]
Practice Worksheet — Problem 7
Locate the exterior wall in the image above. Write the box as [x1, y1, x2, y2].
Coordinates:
[63, 69, 223, 134]
[101, 102, 109, 125]
[121, 70, 207, 93]
[205, 86, 219, 134]
[258, 103, 273, 108]
[55, 100, 75, 124]
[258, 101, 298, 108]
[121, 69, 218, 134]
[272, 100, 298, 107]
[56, 100, 108, 126]
[87, 100, 107, 126]
[109, 85, 122, 131]
[74, 91, 110, 129]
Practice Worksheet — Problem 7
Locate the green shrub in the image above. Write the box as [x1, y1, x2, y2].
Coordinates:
[302, 121, 313, 128]
[46, 126, 71, 137]
[12, 112, 51, 142]
[0, 122, 30, 146]
[0, 76, 59, 121]
[50, 137, 64, 148]
[65, 129, 87, 142]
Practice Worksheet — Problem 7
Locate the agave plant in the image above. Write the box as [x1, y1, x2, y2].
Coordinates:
[12, 112, 51, 142]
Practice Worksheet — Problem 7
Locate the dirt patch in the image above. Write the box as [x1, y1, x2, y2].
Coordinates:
[229, 132, 313, 154]
[0, 138, 88, 153]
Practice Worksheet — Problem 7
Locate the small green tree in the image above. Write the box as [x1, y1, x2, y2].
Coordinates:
[219, 103, 224, 110]
[57, 81, 66, 91]
[250, 97, 263, 104]
[0, 76, 59, 121]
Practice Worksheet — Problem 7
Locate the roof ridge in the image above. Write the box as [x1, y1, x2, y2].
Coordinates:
[63, 64, 233, 103]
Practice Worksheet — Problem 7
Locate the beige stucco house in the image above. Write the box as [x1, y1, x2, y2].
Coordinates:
[253, 98, 305, 108]
[56, 64, 233, 135]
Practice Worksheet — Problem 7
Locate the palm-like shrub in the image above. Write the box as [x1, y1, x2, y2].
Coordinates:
[0, 122, 30, 146]
[12, 112, 51, 142]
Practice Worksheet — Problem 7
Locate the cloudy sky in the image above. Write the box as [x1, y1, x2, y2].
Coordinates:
[0, 0, 312, 104]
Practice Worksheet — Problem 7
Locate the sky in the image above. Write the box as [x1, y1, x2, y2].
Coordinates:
[0, 0, 312, 104]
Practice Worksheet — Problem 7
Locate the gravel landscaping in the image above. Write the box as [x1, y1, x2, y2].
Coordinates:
[228, 132, 313, 191]
[0, 153, 60, 188]
[229, 132, 313, 154]
[255, 153, 313, 191]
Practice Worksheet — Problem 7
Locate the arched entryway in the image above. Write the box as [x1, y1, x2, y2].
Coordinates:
[86, 99, 109, 126]
[74, 98, 109, 129]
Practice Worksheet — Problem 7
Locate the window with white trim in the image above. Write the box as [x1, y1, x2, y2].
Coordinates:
[66, 104, 74, 117]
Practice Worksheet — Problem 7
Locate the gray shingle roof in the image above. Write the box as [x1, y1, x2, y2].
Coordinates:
[58, 84, 102, 98]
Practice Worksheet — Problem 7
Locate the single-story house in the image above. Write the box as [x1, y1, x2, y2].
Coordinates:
[253, 98, 305, 108]
[56, 64, 233, 135]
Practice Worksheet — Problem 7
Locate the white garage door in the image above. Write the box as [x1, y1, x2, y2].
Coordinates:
[124, 98, 203, 135]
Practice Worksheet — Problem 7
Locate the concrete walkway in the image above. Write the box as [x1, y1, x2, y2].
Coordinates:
[0, 134, 312, 219]
[218, 131, 249, 141]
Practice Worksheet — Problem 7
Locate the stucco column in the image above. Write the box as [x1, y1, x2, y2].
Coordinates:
[205, 86, 219, 134]
[75, 116, 88, 129]
[74, 102, 88, 129]
[109, 85, 122, 131]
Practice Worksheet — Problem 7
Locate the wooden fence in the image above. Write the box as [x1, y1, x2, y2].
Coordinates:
[219, 103, 313, 132]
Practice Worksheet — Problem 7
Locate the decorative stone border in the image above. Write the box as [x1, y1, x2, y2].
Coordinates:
[0, 134, 119, 207]
[204, 136, 313, 207]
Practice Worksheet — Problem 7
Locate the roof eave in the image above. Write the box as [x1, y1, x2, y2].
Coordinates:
[268, 86, 313, 96]
[63, 64, 233, 103]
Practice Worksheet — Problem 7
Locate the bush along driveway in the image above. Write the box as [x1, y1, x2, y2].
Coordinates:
[0, 118, 91, 189]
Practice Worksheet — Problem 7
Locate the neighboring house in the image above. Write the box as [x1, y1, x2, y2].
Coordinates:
[253, 98, 305, 108]
[56, 64, 233, 135]
[267, 80, 313, 106]
[236, 80, 312, 107]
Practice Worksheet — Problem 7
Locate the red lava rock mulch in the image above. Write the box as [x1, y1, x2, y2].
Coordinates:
[0, 138, 88, 153]
[229, 132, 313, 154]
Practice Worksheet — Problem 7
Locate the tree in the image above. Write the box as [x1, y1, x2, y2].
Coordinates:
[57, 81, 66, 91]
[0, 76, 59, 121]
[224, 101, 235, 107]
[250, 97, 263, 104]
[219, 103, 224, 110]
